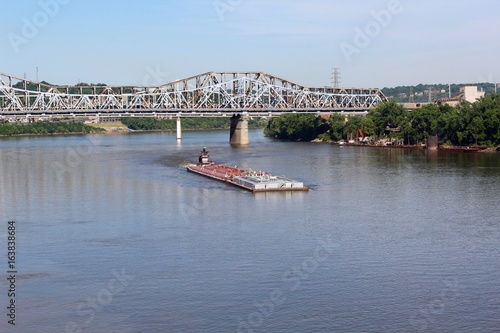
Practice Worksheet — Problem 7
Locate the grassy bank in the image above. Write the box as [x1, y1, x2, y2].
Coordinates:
[87, 121, 129, 132]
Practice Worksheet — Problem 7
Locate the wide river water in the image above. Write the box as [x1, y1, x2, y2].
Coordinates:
[0, 129, 499, 333]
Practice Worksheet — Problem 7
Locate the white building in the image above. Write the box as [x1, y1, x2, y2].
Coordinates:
[436, 86, 485, 106]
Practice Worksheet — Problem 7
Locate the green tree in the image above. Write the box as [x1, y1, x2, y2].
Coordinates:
[264, 114, 328, 141]
[360, 116, 376, 137]
[327, 113, 347, 141]
[454, 102, 483, 145]
[473, 94, 500, 145]
[436, 104, 457, 144]
[345, 116, 362, 139]
[367, 101, 406, 137]
[409, 104, 440, 142]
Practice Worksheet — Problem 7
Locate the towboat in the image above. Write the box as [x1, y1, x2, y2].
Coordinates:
[186, 148, 309, 193]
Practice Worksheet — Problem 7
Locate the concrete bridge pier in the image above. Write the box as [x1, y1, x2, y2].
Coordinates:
[229, 114, 249, 146]
[176, 117, 182, 140]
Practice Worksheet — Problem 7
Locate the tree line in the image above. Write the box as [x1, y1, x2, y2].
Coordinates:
[264, 94, 500, 146]
[121, 117, 267, 131]
[0, 117, 267, 136]
[382, 83, 496, 103]
[0, 121, 104, 136]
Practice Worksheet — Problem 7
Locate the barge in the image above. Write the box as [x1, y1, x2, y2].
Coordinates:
[186, 148, 309, 193]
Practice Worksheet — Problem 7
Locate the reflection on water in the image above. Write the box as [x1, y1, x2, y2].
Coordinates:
[1, 130, 499, 332]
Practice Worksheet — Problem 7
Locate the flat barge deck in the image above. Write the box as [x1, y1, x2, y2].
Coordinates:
[186, 148, 309, 193]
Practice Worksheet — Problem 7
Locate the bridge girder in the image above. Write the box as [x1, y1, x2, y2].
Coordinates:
[0, 71, 387, 116]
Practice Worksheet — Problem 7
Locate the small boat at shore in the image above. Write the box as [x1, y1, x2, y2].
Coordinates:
[186, 148, 309, 193]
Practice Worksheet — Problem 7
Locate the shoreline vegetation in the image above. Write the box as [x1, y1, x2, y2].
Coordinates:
[265, 94, 500, 150]
[0, 121, 105, 136]
[120, 117, 266, 131]
[0, 117, 267, 137]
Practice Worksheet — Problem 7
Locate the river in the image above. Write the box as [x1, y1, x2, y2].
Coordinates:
[0, 129, 499, 332]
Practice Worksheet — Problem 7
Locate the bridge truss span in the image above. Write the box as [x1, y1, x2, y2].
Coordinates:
[0, 71, 387, 116]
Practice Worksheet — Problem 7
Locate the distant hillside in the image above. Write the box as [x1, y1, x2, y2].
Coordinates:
[382, 83, 497, 103]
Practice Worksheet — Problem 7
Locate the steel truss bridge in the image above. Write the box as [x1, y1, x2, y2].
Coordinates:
[0, 71, 387, 118]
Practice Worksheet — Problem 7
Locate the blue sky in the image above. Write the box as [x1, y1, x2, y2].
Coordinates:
[1, 0, 498, 89]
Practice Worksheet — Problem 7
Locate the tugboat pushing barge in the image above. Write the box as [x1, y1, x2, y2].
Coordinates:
[186, 148, 309, 193]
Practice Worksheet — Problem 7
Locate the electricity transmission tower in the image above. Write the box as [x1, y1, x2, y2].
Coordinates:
[409, 86, 414, 103]
[332, 68, 341, 88]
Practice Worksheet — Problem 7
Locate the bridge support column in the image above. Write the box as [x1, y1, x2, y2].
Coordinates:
[230, 114, 249, 146]
[176, 117, 182, 140]
[427, 135, 438, 150]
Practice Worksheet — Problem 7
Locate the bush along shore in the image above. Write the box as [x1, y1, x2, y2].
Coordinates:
[0, 120, 104, 136]
[120, 117, 267, 131]
[265, 94, 500, 149]
[0, 117, 268, 136]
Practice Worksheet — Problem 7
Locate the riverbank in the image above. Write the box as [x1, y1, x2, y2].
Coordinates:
[0, 121, 105, 136]
[0, 120, 266, 137]
[266, 98, 500, 149]
[324, 141, 499, 153]
[87, 121, 129, 133]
